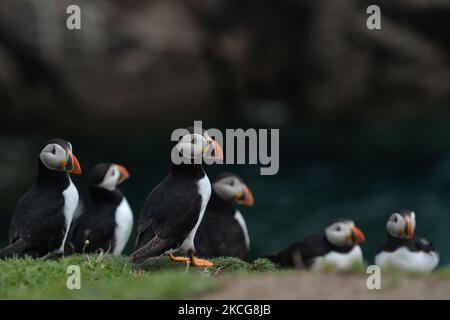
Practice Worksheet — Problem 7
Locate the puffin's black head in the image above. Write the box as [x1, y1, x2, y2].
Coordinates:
[324, 219, 365, 247]
[386, 209, 416, 239]
[173, 126, 224, 162]
[39, 138, 81, 174]
[213, 172, 254, 206]
[89, 163, 130, 191]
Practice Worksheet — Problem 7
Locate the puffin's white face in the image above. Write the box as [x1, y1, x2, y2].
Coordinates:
[213, 174, 254, 206]
[176, 133, 207, 159]
[175, 131, 223, 161]
[325, 220, 365, 247]
[96, 164, 130, 191]
[387, 211, 416, 239]
[39, 142, 81, 174]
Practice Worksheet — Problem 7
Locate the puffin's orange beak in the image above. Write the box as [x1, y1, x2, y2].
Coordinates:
[403, 216, 414, 239]
[204, 139, 224, 161]
[236, 184, 255, 206]
[115, 164, 130, 184]
[351, 226, 365, 244]
[67, 150, 81, 174]
[211, 140, 224, 160]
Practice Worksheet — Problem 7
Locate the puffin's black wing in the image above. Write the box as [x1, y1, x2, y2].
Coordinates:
[66, 205, 117, 254]
[375, 236, 406, 254]
[195, 211, 247, 259]
[132, 175, 202, 262]
[414, 237, 436, 253]
[5, 185, 66, 258]
[0, 239, 29, 259]
[375, 236, 432, 254]
[265, 235, 330, 268]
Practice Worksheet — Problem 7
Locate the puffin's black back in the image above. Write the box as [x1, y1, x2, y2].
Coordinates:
[195, 191, 247, 259]
[266, 234, 356, 268]
[376, 235, 436, 254]
[7, 155, 70, 257]
[133, 163, 205, 261]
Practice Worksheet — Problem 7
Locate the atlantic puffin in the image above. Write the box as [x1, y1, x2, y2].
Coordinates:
[0, 138, 81, 259]
[266, 220, 365, 271]
[65, 163, 133, 255]
[375, 209, 439, 272]
[195, 172, 254, 259]
[131, 127, 224, 267]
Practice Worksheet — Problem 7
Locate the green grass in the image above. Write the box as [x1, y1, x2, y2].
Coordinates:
[2, 254, 448, 299]
[0, 254, 276, 299]
[318, 260, 368, 273]
[435, 266, 450, 279]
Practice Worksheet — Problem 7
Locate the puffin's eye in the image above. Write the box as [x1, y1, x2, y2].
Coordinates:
[230, 180, 234, 186]
[191, 138, 196, 144]
[51, 146, 56, 155]
[394, 216, 398, 223]
[336, 226, 341, 232]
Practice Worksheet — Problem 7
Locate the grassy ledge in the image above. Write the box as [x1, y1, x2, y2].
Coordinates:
[1, 254, 448, 299]
[0, 254, 276, 299]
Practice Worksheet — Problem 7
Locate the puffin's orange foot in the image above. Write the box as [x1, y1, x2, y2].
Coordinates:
[169, 254, 190, 262]
[190, 256, 214, 267]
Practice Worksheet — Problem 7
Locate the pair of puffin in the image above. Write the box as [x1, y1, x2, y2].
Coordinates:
[0, 139, 134, 259]
[267, 209, 439, 272]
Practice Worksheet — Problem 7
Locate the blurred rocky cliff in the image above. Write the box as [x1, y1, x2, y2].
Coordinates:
[0, 0, 449, 133]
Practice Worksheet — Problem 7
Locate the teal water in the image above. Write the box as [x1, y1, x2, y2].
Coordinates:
[1, 117, 450, 265]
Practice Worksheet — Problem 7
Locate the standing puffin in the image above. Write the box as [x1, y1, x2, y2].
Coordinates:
[266, 220, 365, 271]
[195, 172, 254, 259]
[131, 127, 223, 267]
[0, 138, 81, 259]
[66, 163, 133, 255]
[375, 209, 439, 272]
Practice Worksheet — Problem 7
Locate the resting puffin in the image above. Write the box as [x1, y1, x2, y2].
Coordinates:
[375, 209, 439, 272]
[266, 220, 365, 271]
[195, 172, 254, 259]
[0, 138, 81, 259]
[131, 127, 224, 267]
[66, 163, 133, 255]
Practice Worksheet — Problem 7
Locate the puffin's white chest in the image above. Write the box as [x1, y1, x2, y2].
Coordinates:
[180, 174, 211, 253]
[60, 179, 79, 253]
[234, 210, 250, 250]
[310, 245, 363, 271]
[112, 197, 134, 255]
[375, 247, 439, 273]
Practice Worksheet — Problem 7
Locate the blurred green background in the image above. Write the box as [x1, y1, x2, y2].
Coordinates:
[1, 1, 450, 265]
